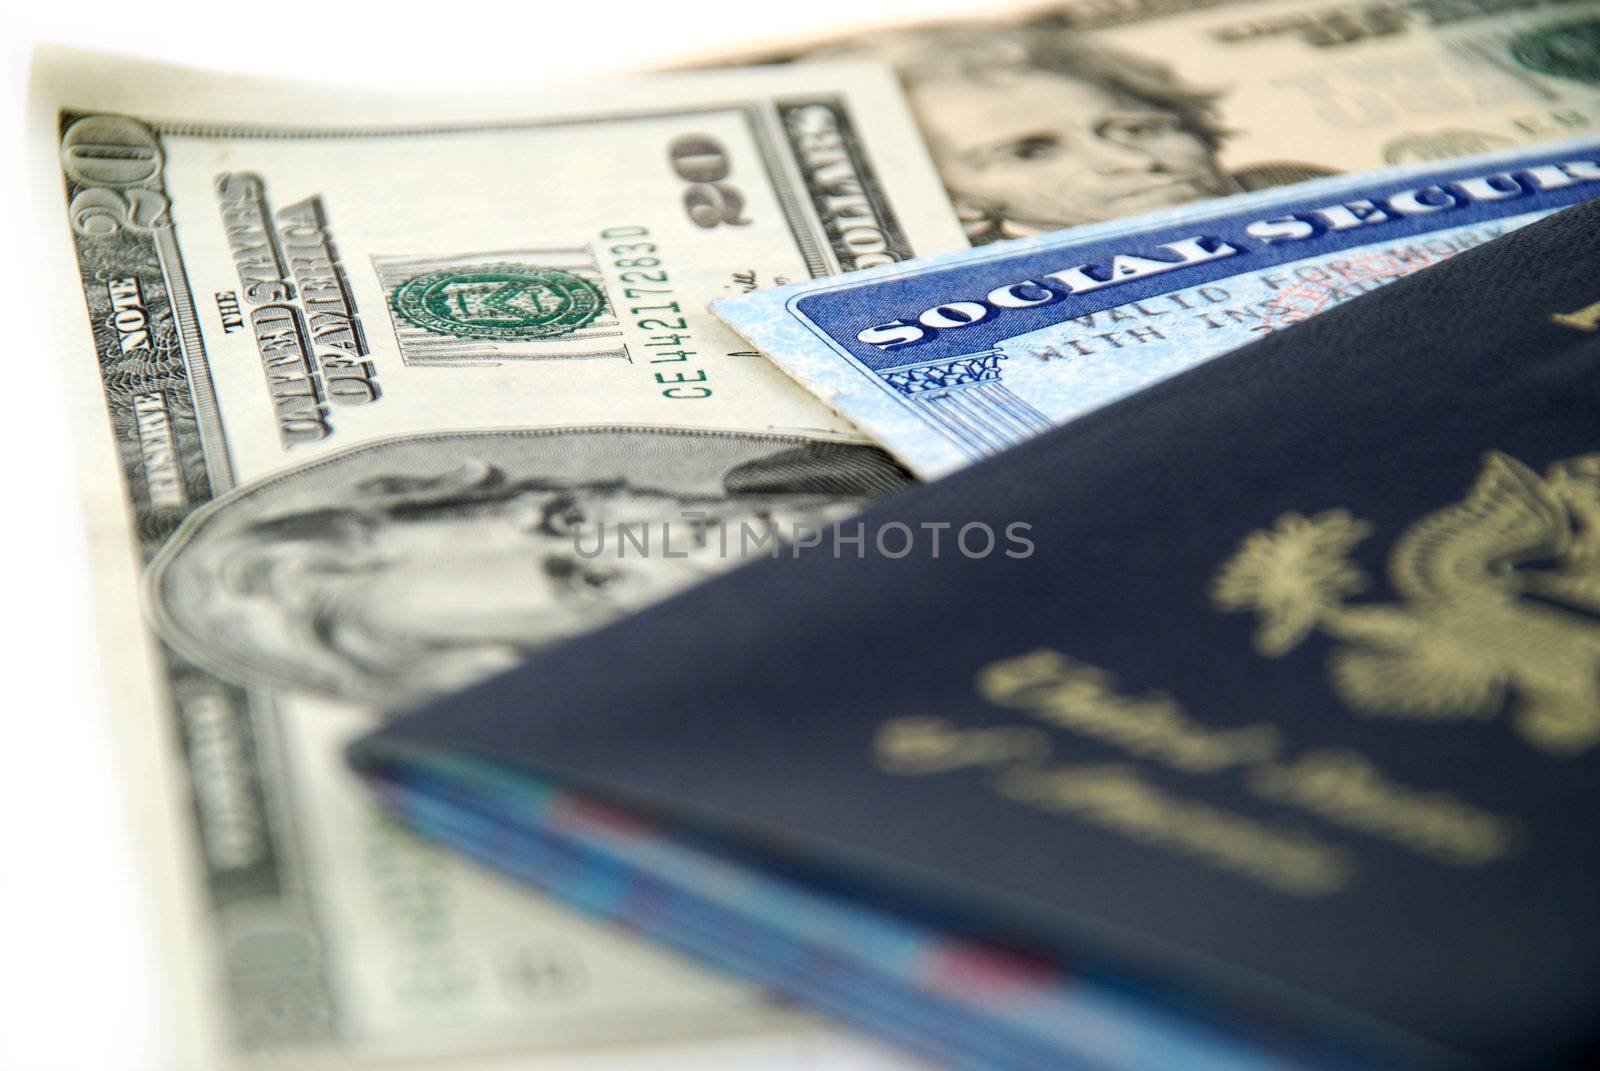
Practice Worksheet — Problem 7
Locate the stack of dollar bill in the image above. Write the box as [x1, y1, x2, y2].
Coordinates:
[30, 2, 1600, 1068]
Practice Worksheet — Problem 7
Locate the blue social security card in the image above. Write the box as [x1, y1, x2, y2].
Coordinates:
[713, 135, 1600, 478]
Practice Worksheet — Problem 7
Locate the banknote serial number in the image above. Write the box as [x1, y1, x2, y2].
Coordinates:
[602, 226, 710, 399]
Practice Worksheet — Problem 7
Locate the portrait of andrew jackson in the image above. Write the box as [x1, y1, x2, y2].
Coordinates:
[149, 428, 907, 705]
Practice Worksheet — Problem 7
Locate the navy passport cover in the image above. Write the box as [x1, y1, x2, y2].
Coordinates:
[354, 201, 1600, 1068]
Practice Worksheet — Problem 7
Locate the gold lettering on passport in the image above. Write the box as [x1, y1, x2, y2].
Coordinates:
[1214, 451, 1600, 756]
[875, 716, 1051, 775]
[996, 764, 1352, 897]
[1551, 298, 1600, 332]
[1248, 749, 1519, 867]
[869, 637, 1529, 895]
[979, 649, 1281, 774]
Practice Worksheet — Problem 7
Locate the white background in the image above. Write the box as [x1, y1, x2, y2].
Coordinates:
[0, 3, 991, 1068]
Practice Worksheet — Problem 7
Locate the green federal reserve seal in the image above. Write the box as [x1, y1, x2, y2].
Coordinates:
[390, 263, 605, 340]
[1510, 18, 1600, 85]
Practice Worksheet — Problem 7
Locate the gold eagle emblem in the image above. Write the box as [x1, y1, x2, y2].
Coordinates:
[1212, 451, 1600, 756]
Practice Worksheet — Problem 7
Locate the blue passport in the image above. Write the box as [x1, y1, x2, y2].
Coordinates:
[351, 199, 1600, 1071]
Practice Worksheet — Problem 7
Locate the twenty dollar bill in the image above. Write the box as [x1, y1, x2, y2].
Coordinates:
[31, 46, 963, 1071]
[691, 0, 1600, 243]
